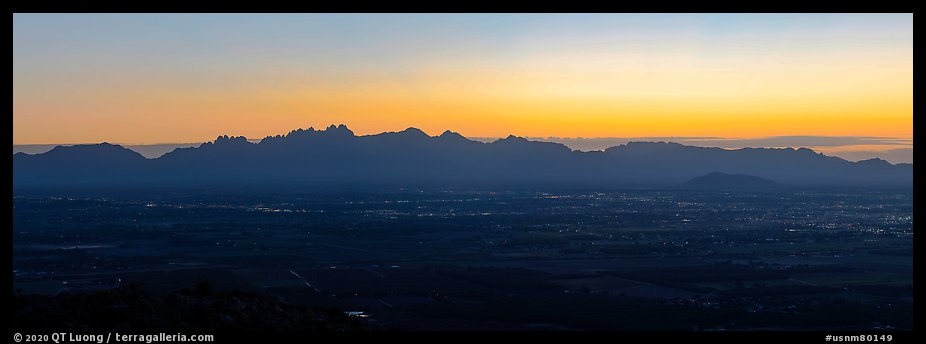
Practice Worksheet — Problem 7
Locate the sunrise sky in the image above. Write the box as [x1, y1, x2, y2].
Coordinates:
[13, 14, 912, 161]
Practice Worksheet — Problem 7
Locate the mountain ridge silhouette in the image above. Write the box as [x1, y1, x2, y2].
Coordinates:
[13, 124, 913, 190]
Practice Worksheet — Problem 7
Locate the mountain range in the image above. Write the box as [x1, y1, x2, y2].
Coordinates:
[13, 125, 913, 191]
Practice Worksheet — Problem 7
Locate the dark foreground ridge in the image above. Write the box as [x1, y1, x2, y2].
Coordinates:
[13, 125, 912, 190]
[13, 283, 370, 332]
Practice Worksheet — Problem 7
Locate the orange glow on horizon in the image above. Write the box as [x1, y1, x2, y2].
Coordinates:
[13, 14, 912, 149]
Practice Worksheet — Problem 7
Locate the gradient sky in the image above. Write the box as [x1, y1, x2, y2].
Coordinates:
[14, 14, 912, 150]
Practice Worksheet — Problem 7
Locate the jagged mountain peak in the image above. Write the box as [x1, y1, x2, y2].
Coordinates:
[495, 135, 529, 143]
[211, 135, 250, 145]
[324, 124, 353, 134]
[12, 125, 913, 188]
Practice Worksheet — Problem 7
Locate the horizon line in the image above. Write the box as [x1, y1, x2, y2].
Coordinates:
[11, 125, 913, 165]
[10, 125, 915, 147]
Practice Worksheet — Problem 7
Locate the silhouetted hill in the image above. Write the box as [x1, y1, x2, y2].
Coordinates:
[12, 125, 913, 191]
[13, 143, 150, 187]
[682, 172, 781, 191]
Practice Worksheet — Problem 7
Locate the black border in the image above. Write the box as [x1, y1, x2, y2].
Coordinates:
[8, 6, 919, 344]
